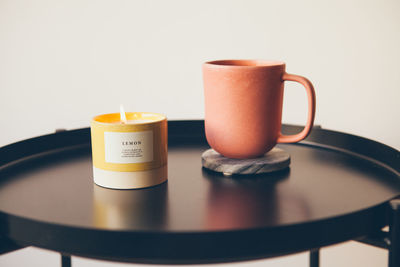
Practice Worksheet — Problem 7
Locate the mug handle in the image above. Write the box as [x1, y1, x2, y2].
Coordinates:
[277, 73, 316, 143]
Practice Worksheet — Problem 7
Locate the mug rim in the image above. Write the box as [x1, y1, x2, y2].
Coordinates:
[204, 59, 285, 68]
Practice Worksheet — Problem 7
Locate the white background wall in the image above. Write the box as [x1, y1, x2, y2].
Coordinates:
[0, 0, 399, 266]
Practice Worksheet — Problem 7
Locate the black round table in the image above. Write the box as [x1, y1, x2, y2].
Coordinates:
[0, 121, 399, 267]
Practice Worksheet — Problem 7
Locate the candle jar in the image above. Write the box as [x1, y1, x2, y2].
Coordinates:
[91, 112, 167, 189]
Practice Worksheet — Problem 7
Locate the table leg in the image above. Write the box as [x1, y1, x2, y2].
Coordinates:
[389, 199, 400, 267]
[310, 248, 320, 267]
[61, 254, 71, 267]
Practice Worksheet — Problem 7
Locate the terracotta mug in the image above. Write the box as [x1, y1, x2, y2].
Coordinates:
[203, 60, 316, 159]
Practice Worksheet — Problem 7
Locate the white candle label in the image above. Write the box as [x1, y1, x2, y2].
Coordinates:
[104, 131, 153, 164]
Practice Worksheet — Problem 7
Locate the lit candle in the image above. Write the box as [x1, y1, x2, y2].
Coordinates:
[90, 106, 168, 189]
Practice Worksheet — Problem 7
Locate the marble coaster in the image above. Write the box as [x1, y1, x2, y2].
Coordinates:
[201, 147, 290, 176]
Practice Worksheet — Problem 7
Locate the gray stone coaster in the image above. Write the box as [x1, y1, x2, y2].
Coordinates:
[201, 147, 290, 176]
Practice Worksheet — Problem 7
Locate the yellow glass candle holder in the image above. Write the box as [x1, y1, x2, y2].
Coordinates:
[91, 112, 167, 189]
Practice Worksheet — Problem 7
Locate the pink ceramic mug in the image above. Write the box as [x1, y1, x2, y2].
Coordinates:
[203, 60, 316, 159]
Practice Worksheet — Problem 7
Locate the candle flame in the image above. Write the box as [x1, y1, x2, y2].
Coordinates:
[120, 104, 127, 123]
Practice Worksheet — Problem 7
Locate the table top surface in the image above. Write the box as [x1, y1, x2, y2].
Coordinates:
[0, 120, 399, 264]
